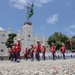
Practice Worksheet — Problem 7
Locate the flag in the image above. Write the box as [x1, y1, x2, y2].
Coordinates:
[29, 3, 34, 18]
[70, 39, 72, 46]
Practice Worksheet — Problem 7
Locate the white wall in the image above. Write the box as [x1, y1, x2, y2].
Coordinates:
[0, 31, 8, 56]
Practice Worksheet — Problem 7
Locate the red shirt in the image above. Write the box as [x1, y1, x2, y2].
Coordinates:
[14, 43, 21, 52]
[11, 48, 14, 53]
[25, 49, 28, 54]
[36, 43, 41, 51]
[17, 46, 21, 52]
[41, 46, 46, 53]
[11, 47, 16, 53]
[60, 46, 66, 53]
[14, 43, 17, 46]
[17, 42, 21, 52]
[30, 46, 35, 52]
[50, 45, 56, 53]
[13, 43, 17, 52]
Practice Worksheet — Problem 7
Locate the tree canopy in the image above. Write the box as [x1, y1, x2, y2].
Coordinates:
[71, 36, 75, 50]
[47, 32, 70, 50]
[5, 33, 17, 48]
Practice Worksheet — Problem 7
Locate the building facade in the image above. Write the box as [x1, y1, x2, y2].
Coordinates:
[0, 28, 10, 57]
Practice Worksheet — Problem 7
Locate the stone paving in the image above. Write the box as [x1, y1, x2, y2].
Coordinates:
[0, 59, 75, 75]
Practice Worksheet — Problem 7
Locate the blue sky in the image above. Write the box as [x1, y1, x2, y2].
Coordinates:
[0, 0, 75, 38]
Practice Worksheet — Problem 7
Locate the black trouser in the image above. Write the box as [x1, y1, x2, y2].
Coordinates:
[62, 52, 65, 59]
[17, 51, 20, 59]
[9, 53, 14, 61]
[43, 52, 45, 60]
[36, 50, 40, 60]
[9, 52, 12, 60]
[31, 52, 34, 60]
[24, 54, 28, 60]
[52, 52, 55, 60]
[11, 53, 14, 61]
[14, 52, 17, 61]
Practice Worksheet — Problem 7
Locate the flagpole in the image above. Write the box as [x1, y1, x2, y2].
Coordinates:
[26, 5, 30, 22]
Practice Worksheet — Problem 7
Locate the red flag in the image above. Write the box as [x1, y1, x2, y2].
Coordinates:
[70, 39, 72, 46]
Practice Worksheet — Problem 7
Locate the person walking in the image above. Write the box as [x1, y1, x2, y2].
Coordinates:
[30, 44, 35, 61]
[11, 46, 14, 61]
[50, 43, 56, 60]
[36, 40, 41, 61]
[13, 43, 17, 62]
[60, 44, 66, 59]
[41, 45, 46, 60]
[24, 48, 28, 60]
[16, 39, 21, 62]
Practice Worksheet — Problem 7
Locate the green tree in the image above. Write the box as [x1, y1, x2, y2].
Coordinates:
[5, 33, 17, 48]
[48, 32, 69, 50]
[71, 36, 75, 51]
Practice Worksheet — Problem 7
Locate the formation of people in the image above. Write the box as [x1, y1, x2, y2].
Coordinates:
[10, 39, 21, 62]
[23, 40, 46, 61]
[9, 39, 68, 62]
[50, 43, 66, 60]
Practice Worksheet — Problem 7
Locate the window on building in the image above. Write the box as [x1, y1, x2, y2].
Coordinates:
[33, 40, 35, 44]
[2, 34, 5, 37]
[1, 49, 4, 52]
[1, 42, 5, 44]
[47, 46, 48, 48]
[28, 39, 30, 41]
[33, 40, 35, 42]
[28, 35, 30, 38]
[28, 39, 31, 44]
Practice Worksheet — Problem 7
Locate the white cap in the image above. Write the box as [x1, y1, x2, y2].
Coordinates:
[52, 43, 54, 45]
[43, 45, 45, 46]
[18, 39, 20, 41]
[37, 40, 39, 42]
[62, 43, 64, 45]
[31, 43, 33, 45]
[42, 44, 45, 46]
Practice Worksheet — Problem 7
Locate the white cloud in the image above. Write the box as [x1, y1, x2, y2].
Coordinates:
[40, 0, 52, 3]
[35, 0, 53, 7]
[10, 0, 28, 9]
[63, 24, 75, 31]
[10, 0, 53, 9]
[63, 24, 75, 35]
[47, 13, 59, 24]
[69, 24, 75, 29]
[0, 27, 4, 31]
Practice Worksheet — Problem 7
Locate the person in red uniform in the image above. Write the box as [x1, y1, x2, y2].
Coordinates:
[30, 44, 35, 61]
[11, 46, 14, 61]
[13, 43, 18, 61]
[60, 44, 66, 59]
[50, 43, 56, 60]
[16, 39, 21, 62]
[24, 48, 28, 60]
[41, 45, 46, 60]
[36, 40, 41, 61]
